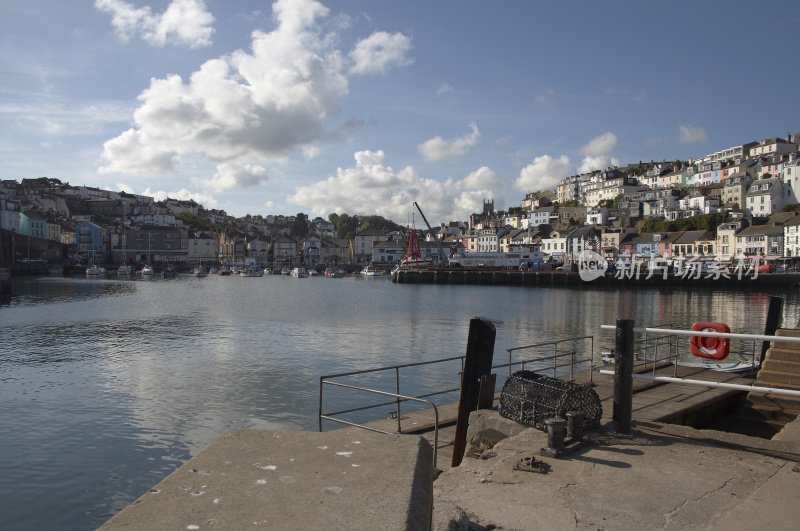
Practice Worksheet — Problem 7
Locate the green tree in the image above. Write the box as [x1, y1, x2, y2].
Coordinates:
[293, 213, 309, 237]
[176, 211, 212, 232]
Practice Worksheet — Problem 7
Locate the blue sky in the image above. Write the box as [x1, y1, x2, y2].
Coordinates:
[1, 1, 798, 225]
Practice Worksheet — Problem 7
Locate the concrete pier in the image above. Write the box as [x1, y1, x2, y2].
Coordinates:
[433, 410, 800, 530]
[391, 268, 800, 288]
[101, 429, 434, 530]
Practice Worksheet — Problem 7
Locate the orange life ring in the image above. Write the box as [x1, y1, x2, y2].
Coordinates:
[690, 322, 730, 360]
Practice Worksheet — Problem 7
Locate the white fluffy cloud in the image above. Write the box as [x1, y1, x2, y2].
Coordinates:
[514, 154, 572, 192]
[204, 162, 269, 192]
[678, 124, 708, 144]
[287, 150, 499, 223]
[140, 187, 218, 207]
[579, 132, 618, 157]
[462, 166, 500, 189]
[349, 31, 413, 75]
[99, 0, 412, 182]
[576, 132, 620, 173]
[418, 122, 480, 162]
[577, 155, 620, 174]
[95, 0, 215, 48]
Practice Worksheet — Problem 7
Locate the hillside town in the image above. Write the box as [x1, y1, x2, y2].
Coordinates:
[2, 132, 800, 272]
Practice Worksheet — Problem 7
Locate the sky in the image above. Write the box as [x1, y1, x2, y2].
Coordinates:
[1, 1, 798, 226]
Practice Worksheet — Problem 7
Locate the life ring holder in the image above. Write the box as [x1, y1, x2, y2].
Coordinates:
[689, 322, 730, 360]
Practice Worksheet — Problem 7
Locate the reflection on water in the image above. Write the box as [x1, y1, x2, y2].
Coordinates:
[1, 274, 798, 529]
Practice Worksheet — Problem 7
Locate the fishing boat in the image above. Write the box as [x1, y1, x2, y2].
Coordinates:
[360, 265, 382, 276]
[240, 265, 263, 277]
[162, 263, 176, 279]
[217, 266, 231, 276]
[86, 264, 106, 278]
[324, 268, 345, 278]
[290, 267, 308, 278]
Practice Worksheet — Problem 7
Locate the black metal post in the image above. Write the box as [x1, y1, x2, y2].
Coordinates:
[761, 296, 783, 367]
[566, 410, 585, 441]
[613, 318, 634, 434]
[545, 417, 566, 452]
[451, 318, 496, 467]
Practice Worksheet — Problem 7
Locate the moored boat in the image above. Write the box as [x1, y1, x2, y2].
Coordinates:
[141, 264, 154, 276]
[217, 266, 231, 276]
[240, 265, 263, 277]
[360, 265, 382, 276]
[193, 266, 208, 278]
[86, 264, 106, 278]
[162, 264, 176, 279]
[290, 267, 308, 278]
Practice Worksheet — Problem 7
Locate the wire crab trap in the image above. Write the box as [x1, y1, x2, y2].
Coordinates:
[498, 370, 602, 431]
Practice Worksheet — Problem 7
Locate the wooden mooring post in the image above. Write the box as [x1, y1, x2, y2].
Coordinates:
[0, 268, 10, 300]
[451, 318, 496, 467]
[760, 296, 783, 366]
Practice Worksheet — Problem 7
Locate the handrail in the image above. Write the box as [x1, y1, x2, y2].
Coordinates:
[600, 325, 800, 344]
[600, 324, 792, 375]
[319, 380, 440, 468]
[505, 335, 594, 382]
[319, 334, 596, 468]
[598, 369, 800, 397]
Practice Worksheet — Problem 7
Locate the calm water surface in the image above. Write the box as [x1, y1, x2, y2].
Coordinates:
[1, 273, 798, 529]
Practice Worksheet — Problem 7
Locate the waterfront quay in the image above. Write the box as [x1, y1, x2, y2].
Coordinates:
[104, 332, 800, 530]
[100, 364, 800, 530]
[392, 267, 800, 288]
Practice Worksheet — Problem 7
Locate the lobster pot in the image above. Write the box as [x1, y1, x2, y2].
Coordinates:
[498, 370, 602, 431]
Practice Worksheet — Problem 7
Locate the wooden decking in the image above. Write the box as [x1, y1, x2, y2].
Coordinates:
[361, 363, 757, 470]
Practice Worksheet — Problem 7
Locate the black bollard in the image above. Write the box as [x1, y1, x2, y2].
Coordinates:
[542, 417, 566, 457]
[451, 318, 496, 467]
[613, 319, 634, 434]
[566, 410, 585, 441]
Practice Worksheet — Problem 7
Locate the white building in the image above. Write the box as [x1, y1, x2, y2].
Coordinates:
[540, 229, 567, 261]
[783, 217, 800, 257]
[745, 178, 786, 216]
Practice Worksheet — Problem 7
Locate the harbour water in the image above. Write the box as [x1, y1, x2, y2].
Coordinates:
[1, 273, 798, 529]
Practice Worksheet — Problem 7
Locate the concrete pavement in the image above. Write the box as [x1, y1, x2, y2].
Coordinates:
[432, 410, 800, 530]
[101, 428, 434, 530]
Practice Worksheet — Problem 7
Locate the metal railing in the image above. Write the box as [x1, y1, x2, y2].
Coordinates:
[504, 336, 595, 383]
[319, 380, 441, 468]
[601, 324, 776, 375]
[319, 335, 597, 466]
[634, 323, 680, 375]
